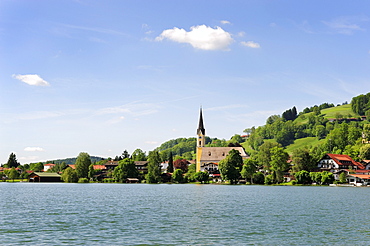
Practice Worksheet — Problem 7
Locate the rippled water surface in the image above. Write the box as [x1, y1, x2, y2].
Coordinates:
[1, 183, 370, 245]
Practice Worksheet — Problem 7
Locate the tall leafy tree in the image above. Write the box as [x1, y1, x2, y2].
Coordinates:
[88, 164, 95, 181]
[50, 162, 67, 172]
[7, 153, 19, 168]
[30, 162, 44, 172]
[257, 141, 280, 172]
[194, 171, 209, 183]
[241, 158, 258, 183]
[173, 159, 189, 172]
[113, 158, 139, 182]
[270, 146, 289, 183]
[291, 148, 316, 172]
[131, 149, 147, 161]
[145, 151, 162, 183]
[360, 144, 370, 160]
[8, 167, 19, 181]
[218, 149, 243, 184]
[185, 164, 196, 182]
[61, 167, 78, 183]
[75, 152, 91, 179]
[172, 169, 184, 183]
[294, 170, 311, 184]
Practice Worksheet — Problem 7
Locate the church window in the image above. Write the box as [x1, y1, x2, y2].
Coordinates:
[208, 152, 211, 156]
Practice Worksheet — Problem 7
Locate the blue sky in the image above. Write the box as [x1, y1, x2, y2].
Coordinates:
[2, 0, 370, 164]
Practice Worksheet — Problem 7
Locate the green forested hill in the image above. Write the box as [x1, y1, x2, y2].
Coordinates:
[244, 93, 370, 163]
[43, 156, 105, 165]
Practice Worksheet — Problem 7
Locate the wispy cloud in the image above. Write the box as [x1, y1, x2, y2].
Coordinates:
[240, 41, 260, 48]
[96, 102, 160, 117]
[24, 147, 45, 152]
[322, 16, 368, 35]
[298, 20, 314, 34]
[220, 20, 231, 25]
[61, 23, 129, 36]
[12, 74, 50, 86]
[155, 25, 234, 51]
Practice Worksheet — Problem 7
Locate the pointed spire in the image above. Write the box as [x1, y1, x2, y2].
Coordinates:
[197, 107, 205, 135]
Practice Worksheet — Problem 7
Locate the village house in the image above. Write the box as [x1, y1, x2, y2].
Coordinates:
[316, 153, 370, 186]
[28, 172, 62, 182]
[43, 163, 55, 172]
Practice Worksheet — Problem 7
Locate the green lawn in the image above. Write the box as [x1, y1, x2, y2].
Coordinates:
[321, 104, 358, 119]
[285, 137, 325, 155]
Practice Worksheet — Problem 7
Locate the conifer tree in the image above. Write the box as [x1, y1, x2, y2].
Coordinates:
[7, 153, 19, 168]
[167, 152, 174, 173]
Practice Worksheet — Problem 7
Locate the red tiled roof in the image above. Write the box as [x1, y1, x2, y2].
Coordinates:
[68, 165, 76, 169]
[44, 163, 55, 166]
[348, 174, 370, 180]
[346, 169, 370, 174]
[93, 165, 106, 170]
[327, 153, 364, 169]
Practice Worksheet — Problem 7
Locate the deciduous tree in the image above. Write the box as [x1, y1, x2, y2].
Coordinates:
[8, 167, 19, 181]
[270, 146, 289, 183]
[218, 149, 243, 184]
[294, 170, 311, 184]
[145, 151, 162, 183]
[291, 148, 316, 172]
[30, 162, 44, 172]
[131, 149, 146, 161]
[61, 167, 78, 183]
[172, 169, 184, 183]
[173, 159, 189, 172]
[113, 158, 139, 182]
[241, 158, 258, 183]
[194, 171, 209, 183]
[75, 152, 92, 179]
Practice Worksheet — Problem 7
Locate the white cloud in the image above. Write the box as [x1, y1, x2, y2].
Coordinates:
[240, 41, 260, 48]
[24, 147, 45, 152]
[237, 31, 246, 37]
[322, 16, 368, 35]
[12, 74, 50, 86]
[155, 25, 234, 51]
[220, 20, 231, 25]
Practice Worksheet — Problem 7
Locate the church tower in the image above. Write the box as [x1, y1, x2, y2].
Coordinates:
[197, 108, 205, 147]
[196, 108, 205, 172]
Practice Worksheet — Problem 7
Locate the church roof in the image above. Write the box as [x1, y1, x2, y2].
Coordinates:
[200, 147, 248, 162]
[197, 108, 205, 135]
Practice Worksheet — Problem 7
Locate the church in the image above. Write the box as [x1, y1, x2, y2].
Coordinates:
[195, 108, 249, 175]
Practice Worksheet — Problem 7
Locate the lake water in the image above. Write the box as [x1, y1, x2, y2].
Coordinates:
[1, 183, 370, 245]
